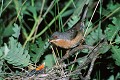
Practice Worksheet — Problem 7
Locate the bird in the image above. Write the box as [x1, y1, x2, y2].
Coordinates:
[49, 4, 88, 49]
[49, 22, 84, 49]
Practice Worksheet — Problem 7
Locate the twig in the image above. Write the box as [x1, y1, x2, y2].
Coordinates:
[23, 0, 55, 47]
[51, 45, 59, 66]
[15, 0, 27, 22]
[84, 0, 100, 37]
[85, 4, 120, 37]
[83, 53, 98, 80]
[1, 0, 12, 13]
[29, 0, 73, 41]
[58, 45, 95, 63]
[68, 41, 105, 80]
[58, 45, 83, 62]
[32, 0, 45, 42]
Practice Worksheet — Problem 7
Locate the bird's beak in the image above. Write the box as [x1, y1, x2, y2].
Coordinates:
[48, 38, 52, 42]
[49, 39, 55, 43]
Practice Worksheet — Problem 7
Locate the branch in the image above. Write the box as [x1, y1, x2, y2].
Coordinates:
[58, 45, 95, 63]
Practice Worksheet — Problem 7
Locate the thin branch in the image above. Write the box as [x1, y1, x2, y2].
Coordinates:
[84, 54, 98, 80]
[58, 45, 95, 63]
[84, 0, 100, 37]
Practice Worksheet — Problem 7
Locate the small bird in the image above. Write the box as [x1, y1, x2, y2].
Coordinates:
[49, 22, 84, 49]
[49, 4, 88, 49]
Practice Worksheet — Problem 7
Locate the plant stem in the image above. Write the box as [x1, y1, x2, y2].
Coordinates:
[29, 0, 73, 41]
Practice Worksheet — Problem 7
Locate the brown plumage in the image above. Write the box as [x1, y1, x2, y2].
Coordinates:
[50, 4, 88, 49]
[49, 21, 84, 49]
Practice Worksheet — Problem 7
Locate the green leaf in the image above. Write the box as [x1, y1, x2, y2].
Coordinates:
[107, 75, 114, 80]
[107, 1, 120, 12]
[112, 17, 120, 29]
[73, 0, 90, 16]
[29, 38, 49, 63]
[115, 73, 120, 80]
[62, 9, 74, 17]
[2, 26, 14, 37]
[12, 23, 20, 38]
[77, 56, 87, 65]
[0, 61, 3, 73]
[27, 6, 37, 19]
[67, 15, 80, 29]
[82, 49, 89, 53]
[0, 44, 10, 59]
[102, 1, 120, 17]
[85, 27, 104, 45]
[115, 35, 120, 44]
[105, 17, 120, 42]
[0, 60, 5, 80]
[0, 77, 4, 80]
[43, 54, 55, 68]
[111, 46, 120, 66]
[99, 42, 110, 54]
[4, 37, 30, 67]
[0, 50, 3, 57]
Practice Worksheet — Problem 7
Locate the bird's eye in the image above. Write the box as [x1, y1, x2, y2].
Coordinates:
[53, 35, 58, 39]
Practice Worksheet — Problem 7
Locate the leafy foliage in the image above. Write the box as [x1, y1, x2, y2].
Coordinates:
[99, 42, 110, 54]
[111, 46, 120, 66]
[105, 17, 120, 42]
[0, 24, 30, 67]
[29, 38, 49, 63]
[102, 0, 120, 17]
[43, 54, 55, 68]
[12, 23, 20, 38]
[0, 0, 120, 80]
[0, 61, 3, 72]
[67, 15, 80, 29]
[115, 35, 120, 44]
[4, 37, 30, 67]
[85, 27, 104, 45]
[105, 24, 117, 41]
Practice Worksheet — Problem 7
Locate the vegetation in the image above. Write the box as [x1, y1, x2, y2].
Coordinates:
[0, 0, 120, 79]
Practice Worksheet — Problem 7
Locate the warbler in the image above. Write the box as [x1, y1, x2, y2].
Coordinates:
[50, 4, 88, 49]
